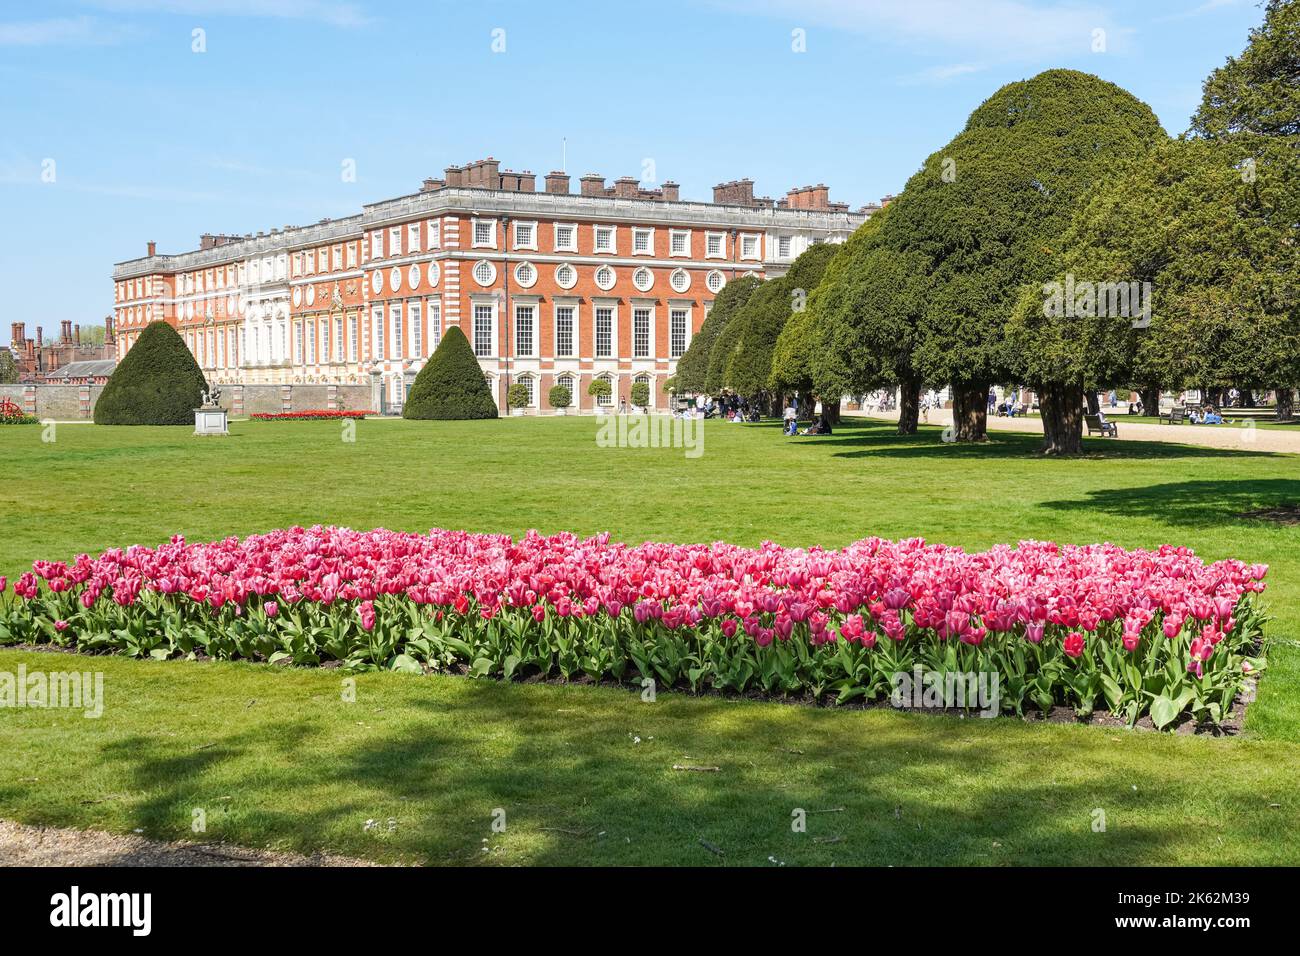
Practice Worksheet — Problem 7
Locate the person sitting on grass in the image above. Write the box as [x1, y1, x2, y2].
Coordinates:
[783, 402, 798, 436]
[800, 413, 834, 436]
[1203, 406, 1224, 425]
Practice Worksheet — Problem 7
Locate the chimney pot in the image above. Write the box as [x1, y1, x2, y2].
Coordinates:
[146, 240, 157, 257]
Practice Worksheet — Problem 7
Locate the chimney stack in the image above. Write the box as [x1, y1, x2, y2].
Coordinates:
[420, 177, 445, 192]
[74, 324, 81, 346]
[147, 240, 156, 257]
[444, 164, 464, 187]
[11, 322, 23, 348]
[25, 338, 34, 360]
[613, 176, 639, 199]
[61, 320, 72, 343]
[713, 179, 755, 206]
[544, 171, 570, 194]
[105, 314, 115, 342]
[579, 173, 605, 197]
[661, 181, 680, 201]
[36, 326, 43, 349]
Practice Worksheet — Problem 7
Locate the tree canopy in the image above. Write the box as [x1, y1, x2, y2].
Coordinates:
[674, 274, 760, 394]
[1192, 0, 1299, 139]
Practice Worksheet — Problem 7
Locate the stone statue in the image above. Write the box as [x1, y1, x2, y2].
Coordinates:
[202, 386, 222, 408]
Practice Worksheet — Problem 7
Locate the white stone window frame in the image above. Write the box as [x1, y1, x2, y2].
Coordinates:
[426, 219, 441, 250]
[470, 294, 498, 358]
[705, 231, 727, 260]
[472, 259, 498, 287]
[632, 266, 654, 293]
[669, 229, 691, 257]
[407, 222, 422, 254]
[552, 221, 579, 253]
[593, 371, 615, 406]
[513, 297, 540, 358]
[706, 269, 727, 295]
[668, 301, 693, 358]
[593, 264, 618, 291]
[777, 234, 794, 260]
[471, 217, 498, 249]
[669, 268, 691, 294]
[555, 371, 579, 404]
[629, 299, 656, 360]
[514, 260, 538, 289]
[739, 232, 761, 261]
[512, 220, 538, 251]
[632, 226, 655, 256]
[515, 371, 539, 408]
[592, 224, 617, 255]
[389, 226, 403, 258]
[554, 261, 578, 290]
[591, 298, 619, 360]
[552, 298, 580, 358]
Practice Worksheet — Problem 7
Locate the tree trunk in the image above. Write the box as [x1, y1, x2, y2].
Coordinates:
[822, 400, 841, 426]
[797, 391, 816, 420]
[1040, 383, 1084, 455]
[1276, 388, 1294, 422]
[897, 379, 921, 435]
[1085, 390, 1100, 415]
[1141, 386, 1161, 419]
[950, 382, 988, 442]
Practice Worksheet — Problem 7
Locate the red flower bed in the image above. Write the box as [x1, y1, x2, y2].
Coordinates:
[0, 528, 1268, 727]
[250, 410, 373, 421]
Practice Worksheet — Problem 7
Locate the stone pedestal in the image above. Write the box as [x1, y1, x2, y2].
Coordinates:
[194, 407, 229, 436]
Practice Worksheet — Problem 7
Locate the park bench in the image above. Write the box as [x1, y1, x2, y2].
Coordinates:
[1085, 413, 1118, 438]
[1165, 405, 1188, 425]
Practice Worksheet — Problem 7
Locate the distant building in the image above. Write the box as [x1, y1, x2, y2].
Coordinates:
[112, 155, 886, 412]
[43, 359, 116, 385]
[9, 320, 117, 383]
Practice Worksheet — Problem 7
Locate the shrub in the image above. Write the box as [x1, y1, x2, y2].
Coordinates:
[587, 378, 611, 402]
[403, 325, 498, 420]
[506, 383, 530, 410]
[548, 384, 572, 409]
[93, 321, 208, 425]
[0, 349, 18, 385]
[2, 527, 1268, 729]
[630, 381, 651, 408]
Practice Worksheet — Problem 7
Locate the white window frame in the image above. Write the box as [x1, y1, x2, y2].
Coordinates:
[517, 373, 537, 408]
[348, 314, 358, 361]
[427, 299, 441, 352]
[777, 235, 793, 259]
[514, 302, 537, 358]
[512, 220, 538, 251]
[706, 269, 727, 295]
[593, 224, 616, 254]
[407, 222, 421, 253]
[426, 219, 441, 250]
[514, 261, 538, 288]
[552, 222, 578, 252]
[669, 304, 692, 358]
[389, 226, 403, 257]
[631, 302, 655, 359]
[670, 268, 691, 293]
[553, 301, 578, 358]
[472, 260, 498, 287]
[554, 262, 578, 290]
[372, 305, 386, 360]
[594, 264, 617, 291]
[632, 267, 654, 292]
[390, 302, 404, 360]
[471, 296, 498, 358]
[594, 372, 614, 407]
[347, 242, 358, 268]
[705, 231, 727, 259]
[740, 232, 761, 261]
[632, 227, 655, 256]
[410, 300, 422, 358]
[592, 300, 618, 359]
[472, 218, 498, 249]
[332, 245, 343, 271]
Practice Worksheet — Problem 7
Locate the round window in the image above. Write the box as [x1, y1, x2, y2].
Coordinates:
[514, 261, 537, 288]
[408, 264, 420, 289]
[371, 271, 383, 295]
[389, 266, 402, 292]
[706, 270, 726, 294]
[595, 266, 616, 291]
[473, 260, 497, 286]
[555, 263, 577, 289]
[670, 269, 691, 293]
[427, 261, 440, 286]
[633, 267, 653, 292]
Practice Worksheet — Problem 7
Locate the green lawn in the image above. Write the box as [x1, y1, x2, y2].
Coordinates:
[2, 416, 1299, 864]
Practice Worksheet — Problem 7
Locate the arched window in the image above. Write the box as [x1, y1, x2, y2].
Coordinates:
[595, 372, 613, 406]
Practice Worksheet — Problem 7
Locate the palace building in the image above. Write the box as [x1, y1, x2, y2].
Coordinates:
[111, 157, 872, 412]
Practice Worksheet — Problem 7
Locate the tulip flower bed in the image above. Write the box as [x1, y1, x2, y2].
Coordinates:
[250, 410, 373, 421]
[0, 527, 1268, 728]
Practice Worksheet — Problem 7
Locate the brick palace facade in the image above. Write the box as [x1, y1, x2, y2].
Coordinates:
[111, 157, 872, 412]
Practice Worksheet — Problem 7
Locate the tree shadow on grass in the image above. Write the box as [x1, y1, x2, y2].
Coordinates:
[64, 676, 1298, 866]
[1041, 479, 1300, 529]
[793, 420, 1282, 462]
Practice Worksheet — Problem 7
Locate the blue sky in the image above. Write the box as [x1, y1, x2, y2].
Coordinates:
[0, 0, 1268, 345]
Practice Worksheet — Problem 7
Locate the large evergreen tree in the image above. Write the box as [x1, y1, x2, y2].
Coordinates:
[0, 348, 17, 385]
[403, 325, 498, 420]
[93, 321, 208, 425]
[1192, 0, 1299, 139]
[886, 70, 1165, 442]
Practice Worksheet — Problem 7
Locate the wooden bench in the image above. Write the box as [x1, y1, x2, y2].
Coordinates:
[1085, 413, 1118, 437]
[1164, 405, 1189, 425]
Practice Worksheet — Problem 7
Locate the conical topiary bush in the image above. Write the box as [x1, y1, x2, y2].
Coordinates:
[403, 325, 498, 420]
[94, 321, 209, 425]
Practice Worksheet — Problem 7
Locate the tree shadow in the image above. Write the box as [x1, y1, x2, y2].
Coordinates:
[1041, 478, 1300, 529]
[54, 675, 1295, 866]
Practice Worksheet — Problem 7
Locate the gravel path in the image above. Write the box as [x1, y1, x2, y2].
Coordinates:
[861, 409, 1300, 453]
[0, 819, 376, 867]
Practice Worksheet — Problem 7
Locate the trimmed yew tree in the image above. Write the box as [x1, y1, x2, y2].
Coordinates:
[806, 207, 932, 435]
[403, 325, 498, 420]
[93, 320, 208, 425]
[887, 70, 1165, 443]
[674, 274, 760, 395]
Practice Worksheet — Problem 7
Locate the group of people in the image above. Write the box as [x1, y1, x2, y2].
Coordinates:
[783, 402, 833, 437]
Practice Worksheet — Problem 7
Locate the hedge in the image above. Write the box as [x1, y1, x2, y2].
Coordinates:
[403, 325, 498, 420]
[93, 321, 208, 425]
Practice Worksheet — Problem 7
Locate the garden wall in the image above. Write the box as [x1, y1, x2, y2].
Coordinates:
[0, 383, 372, 420]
